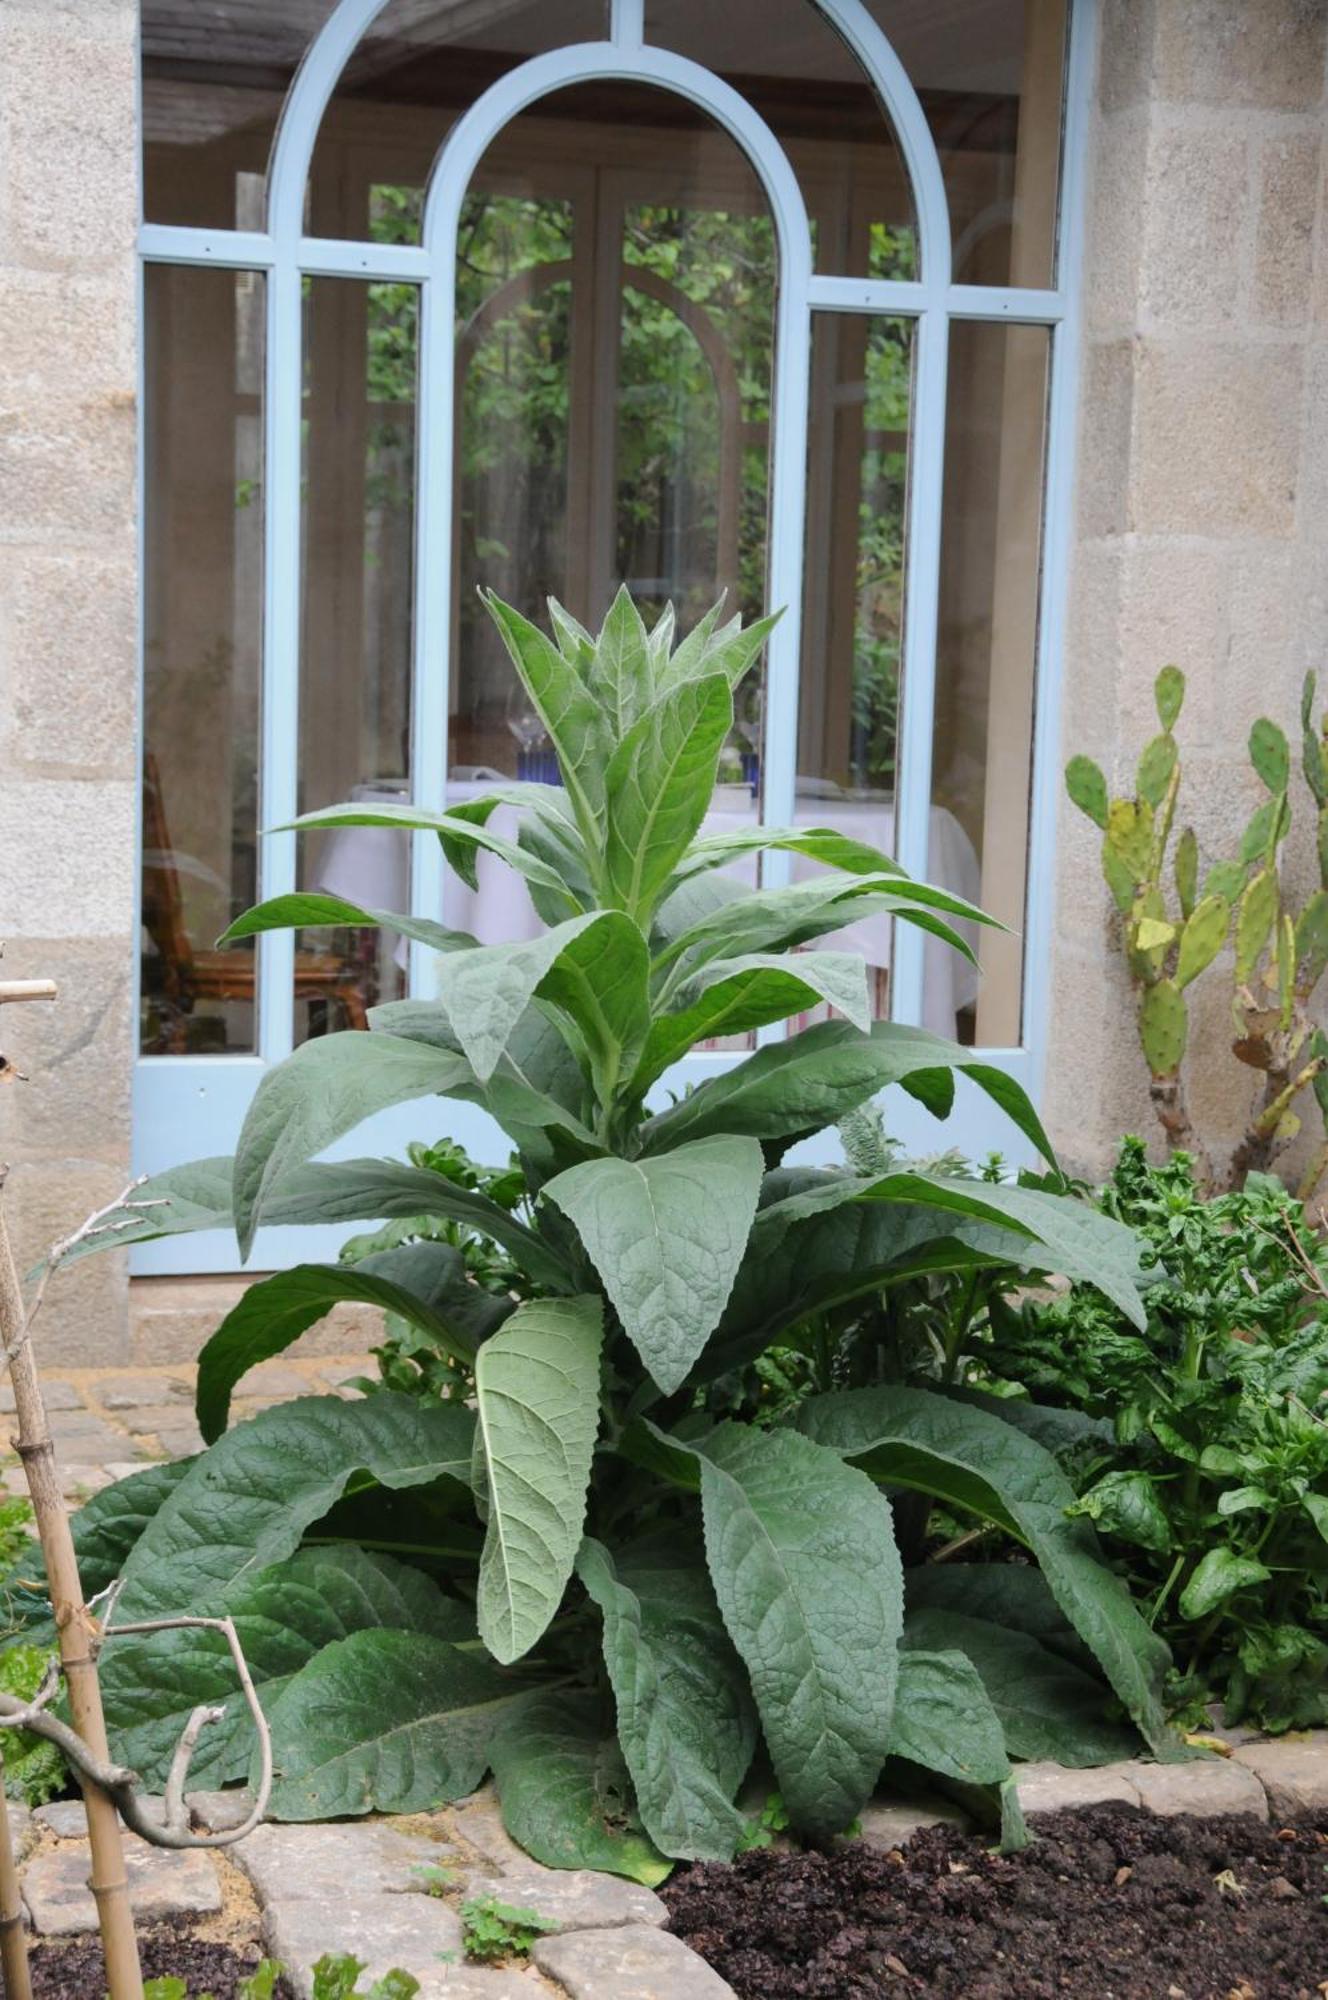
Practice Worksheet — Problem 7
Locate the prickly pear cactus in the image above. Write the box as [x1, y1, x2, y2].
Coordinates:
[1066, 663, 1328, 1193]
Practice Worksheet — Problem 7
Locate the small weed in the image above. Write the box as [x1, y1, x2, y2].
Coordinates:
[735, 1789, 792, 1852]
[137, 1960, 283, 2000]
[460, 1895, 558, 1964]
[411, 1861, 460, 1897]
[312, 1952, 420, 2000]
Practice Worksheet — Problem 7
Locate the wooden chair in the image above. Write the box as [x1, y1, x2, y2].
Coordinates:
[140, 753, 370, 1053]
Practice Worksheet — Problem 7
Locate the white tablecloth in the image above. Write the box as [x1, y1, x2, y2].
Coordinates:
[317, 782, 981, 1035]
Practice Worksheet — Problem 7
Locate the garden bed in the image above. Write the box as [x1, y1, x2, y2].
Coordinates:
[663, 1803, 1328, 1999]
[28, 1922, 293, 2000]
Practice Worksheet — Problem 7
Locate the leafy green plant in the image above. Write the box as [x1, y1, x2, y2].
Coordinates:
[36, 591, 1175, 1876]
[313, 1956, 418, 2000]
[1066, 667, 1328, 1195]
[0, 1643, 67, 1806]
[137, 1961, 282, 2000]
[988, 1137, 1328, 1732]
[458, 1896, 556, 1963]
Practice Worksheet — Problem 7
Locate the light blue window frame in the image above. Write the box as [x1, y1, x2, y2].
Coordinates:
[133, 0, 1096, 1273]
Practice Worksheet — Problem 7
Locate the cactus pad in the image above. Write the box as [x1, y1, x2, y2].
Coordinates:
[1235, 867, 1279, 984]
[1175, 893, 1230, 990]
[1303, 673, 1325, 808]
[1128, 886, 1171, 982]
[1136, 733, 1178, 809]
[1240, 793, 1290, 867]
[1102, 841, 1136, 915]
[1277, 912, 1295, 1026]
[1154, 665, 1184, 731]
[1107, 798, 1155, 884]
[1204, 859, 1248, 903]
[1064, 754, 1109, 830]
[1140, 978, 1187, 1077]
[1318, 804, 1328, 889]
[1295, 889, 1328, 996]
[1249, 717, 1290, 795]
[1175, 826, 1198, 919]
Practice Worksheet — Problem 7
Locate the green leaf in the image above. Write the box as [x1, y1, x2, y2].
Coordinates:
[286, 801, 580, 913]
[576, 1538, 756, 1860]
[113, 1394, 475, 1622]
[2, 1460, 197, 1636]
[890, 1650, 1010, 1786]
[219, 894, 475, 957]
[796, 1386, 1174, 1754]
[233, 1033, 472, 1258]
[1136, 734, 1177, 810]
[632, 953, 871, 1094]
[194, 1245, 510, 1444]
[1303, 1492, 1328, 1545]
[674, 822, 905, 884]
[489, 1690, 671, 1884]
[1064, 756, 1109, 832]
[660, 872, 986, 976]
[101, 1546, 471, 1789]
[604, 673, 733, 921]
[639, 1021, 1057, 1166]
[901, 1608, 1139, 1766]
[592, 584, 654, 736]
[1178, 1547, 1272, 1621]
[482, 591, 613, 838]
[531, 914, 652, 1105]
[543, 1138, 763, 1392]
[263, 1629, 526, 1819]
[474, 1297, 604, 1663]
[1175, 826, 1199, 918]
[1067, 1469, 1173, 1554]
[657, 606, 779, 697]
[1154, 665, 1185, 731]
[755, 1171, 1148, 1329]
[694, 1423, 903, 1839]
[434, 913, 646, 1084]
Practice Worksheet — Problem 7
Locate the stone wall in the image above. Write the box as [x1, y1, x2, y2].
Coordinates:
[0, 0, 140, 1361]
[1046, 0, 1328, 1180]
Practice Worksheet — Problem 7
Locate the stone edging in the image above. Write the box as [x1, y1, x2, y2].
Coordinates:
[11, 1737, 1328, 1999]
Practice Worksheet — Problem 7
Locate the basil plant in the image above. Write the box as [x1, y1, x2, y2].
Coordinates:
[48, 591, 1176, 1876]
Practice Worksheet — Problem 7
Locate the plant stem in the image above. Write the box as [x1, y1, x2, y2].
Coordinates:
[0, 1199, 143, 2000]
[0, 1748, 32, 2000]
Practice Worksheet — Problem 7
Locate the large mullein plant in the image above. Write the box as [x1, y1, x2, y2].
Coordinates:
[37, 592, 1177, 1875]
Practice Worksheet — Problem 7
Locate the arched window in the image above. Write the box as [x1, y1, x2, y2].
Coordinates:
[136, 0, 1088, 1271]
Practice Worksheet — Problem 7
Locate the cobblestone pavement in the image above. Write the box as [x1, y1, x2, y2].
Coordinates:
[0, 1355, 374, 1498]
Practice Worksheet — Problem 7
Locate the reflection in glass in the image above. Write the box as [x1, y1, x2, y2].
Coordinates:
[797, 314, 919, 1025]
[645, 0, 916, 277]
[860, 0, 1067, 286]
[141, 1, 340, 228]
[140, 265, 264, 1054]
[295, 272, 421, 1044]
[934, 320, 1051, 1045]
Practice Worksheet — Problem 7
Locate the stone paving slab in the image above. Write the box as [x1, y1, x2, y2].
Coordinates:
[853, 1796, 970, 1849]
[1013, 1758, 1143, 1813]
[231, 1820, 446, 1904]
[1132, 1755, 1269, 1819]
[22, 1838, 222, 1935]
[534, 1926, 737, 1999]
[1233, 1738, 1328, 1818]
[263, 1892, 465, 1998]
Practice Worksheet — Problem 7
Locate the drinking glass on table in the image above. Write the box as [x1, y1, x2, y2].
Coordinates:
[506, 680, 553, 782]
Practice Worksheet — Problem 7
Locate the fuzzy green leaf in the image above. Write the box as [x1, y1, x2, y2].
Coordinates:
[604, 673, 733, 921]
[219, 894, 475, 958]
[433, 913, 646, 1084]
[890, 1649, 1010, 1786]
[797, 1386, 1174, 1754]
[592, 585, 654, 736]
[576, 1538, 756, 1860]
[543, 1138, 763, 1393]
[632, 953, 872, 1093]
[482, 591, 613, 836]
[694, 1423, 903, 1839]
[262, 1628, 525, 1819]
[474, 1297, 603, 1663]
[489, 1690, 671, 1884]
[112, 1394, 475, 1622]
[194, 1246, 510, 1444]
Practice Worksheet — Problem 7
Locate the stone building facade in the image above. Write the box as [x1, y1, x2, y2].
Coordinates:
[1, 0, 1328, 1360]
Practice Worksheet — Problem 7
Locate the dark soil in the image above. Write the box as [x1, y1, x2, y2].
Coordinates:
[27, 1920, 296, 1999]
[662, 1803, 1328, 2000]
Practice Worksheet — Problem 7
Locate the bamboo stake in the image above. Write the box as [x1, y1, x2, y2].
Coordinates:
[0, 1747, 32, 2000]
[0, 976, 144, 2000]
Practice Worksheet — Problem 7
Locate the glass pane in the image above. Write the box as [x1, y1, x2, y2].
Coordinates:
[934, 319, 1051, 1046]
[307, 0, 607, 237]
[141, 1, 340, 228]
[449, 84, 776, 791]
[645, 0, 916, 278]
[861, 0, 1067, 286]
[797, 313, 913, 1025]
[141, 264, 264, 1055]
[295, 276, 420, 1045]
